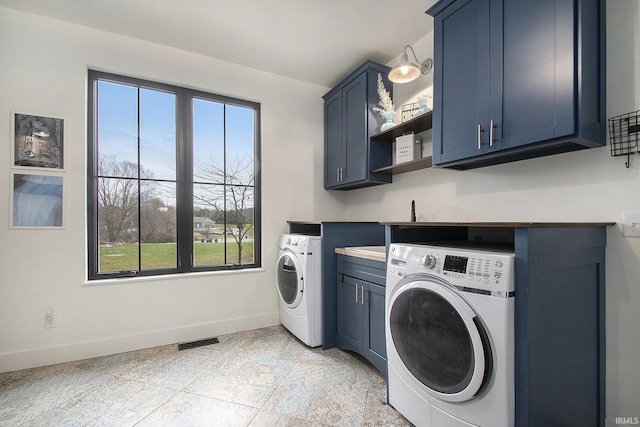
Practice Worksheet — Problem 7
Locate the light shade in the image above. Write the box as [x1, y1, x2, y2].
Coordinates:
[389, 45, 433, 84]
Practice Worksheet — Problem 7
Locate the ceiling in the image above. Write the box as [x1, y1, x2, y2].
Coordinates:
[0, 0, 436, 88]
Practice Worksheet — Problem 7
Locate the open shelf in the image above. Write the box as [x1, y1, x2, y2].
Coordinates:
[370, 110, 434, 176]
[371, 156, 433, 175]
[370, 111, 433, 142]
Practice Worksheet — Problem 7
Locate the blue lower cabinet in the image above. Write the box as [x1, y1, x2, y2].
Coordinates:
[336, 255, 387, 377]
[364, 280, 387, 371]
[337, 275, 364, 350]
[514, 227, 606, 427]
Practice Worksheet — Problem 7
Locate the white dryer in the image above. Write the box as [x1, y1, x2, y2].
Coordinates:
[386, 243, 515, 427]
[276, 234, 322, 347]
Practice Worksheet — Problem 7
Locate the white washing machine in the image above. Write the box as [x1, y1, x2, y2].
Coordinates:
[386, 243, 515, 427]
[276, 234, 322, 347]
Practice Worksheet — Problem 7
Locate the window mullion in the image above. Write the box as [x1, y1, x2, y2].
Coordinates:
[137, 87, 142, 272]
[223, 104, 228, 265]
[176, 89, 194, 272]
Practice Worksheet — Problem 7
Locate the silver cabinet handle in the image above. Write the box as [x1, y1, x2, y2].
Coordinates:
[489, 119, 495, 147]
[477, 124, 482, 150]
[337, 168, 340, 182]
[355, 283, 359, 302]
[340, 167, 344, 182]
[361, 285, 365, 305]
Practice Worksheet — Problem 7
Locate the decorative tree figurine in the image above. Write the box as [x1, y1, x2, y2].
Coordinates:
[373, 73, 396, 131]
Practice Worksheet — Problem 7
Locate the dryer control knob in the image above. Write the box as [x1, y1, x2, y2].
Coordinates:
[422, 254, 437, 269]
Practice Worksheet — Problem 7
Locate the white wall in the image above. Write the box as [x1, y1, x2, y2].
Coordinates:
[0, 7, 345, 372]
[1, 0, 638, 423]
[343, 1, 640, 421]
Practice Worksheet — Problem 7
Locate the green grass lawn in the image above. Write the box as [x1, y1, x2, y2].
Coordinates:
[99, 241, 254, 272]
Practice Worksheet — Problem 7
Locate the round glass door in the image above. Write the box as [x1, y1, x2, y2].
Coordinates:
[388, 280, 491, 402]
[276, 252, 303, 308]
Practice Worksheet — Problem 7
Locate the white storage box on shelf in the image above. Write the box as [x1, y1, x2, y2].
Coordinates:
[394, 133, 420, 164]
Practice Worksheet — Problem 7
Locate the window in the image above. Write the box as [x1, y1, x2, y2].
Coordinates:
[87, 71, 261, 280]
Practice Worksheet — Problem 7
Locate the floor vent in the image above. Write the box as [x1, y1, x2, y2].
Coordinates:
[178, 337, 220, 351]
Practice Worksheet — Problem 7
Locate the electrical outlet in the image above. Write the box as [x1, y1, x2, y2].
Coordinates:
[623, 213, 640, 237]
[44, 307, 56, 329]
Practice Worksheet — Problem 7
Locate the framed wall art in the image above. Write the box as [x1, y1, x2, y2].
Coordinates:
[11, 112, 65, 170]
[10, 172, 65, 229]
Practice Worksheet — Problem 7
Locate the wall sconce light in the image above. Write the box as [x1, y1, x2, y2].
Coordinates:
[389, 45, 433, 84]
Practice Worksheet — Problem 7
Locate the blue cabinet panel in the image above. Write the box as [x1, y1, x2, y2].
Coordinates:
[343, 74, 368, 185]
[365, 281, 387, 373]
[499, 0, 574, 148]
[323, 61, 392, 190]
[337, 275, 364, 350]
[514, 227, 606, 427]
[315, 222, 385, 350]
[526, 263, 600, 426]
[428, 0, 605, 169]
[434, 0, 491, 164]
[324, 91, 343, 188]
[336, 254, 388, 377]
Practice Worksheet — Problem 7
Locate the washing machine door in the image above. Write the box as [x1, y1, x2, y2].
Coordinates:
[276, 250, 304, 308]
[388, 275, 492, 403]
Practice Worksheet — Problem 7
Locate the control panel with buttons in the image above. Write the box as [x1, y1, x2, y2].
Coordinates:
[388, 243, 515, 294]
[280, 234, 309, 254]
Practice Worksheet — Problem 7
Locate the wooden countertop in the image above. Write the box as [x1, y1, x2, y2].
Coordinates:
[287, 221, 381, 225]
[335, 246, 386, 263]
[382, 221, 616, 228]
[289, 220, 616, 227]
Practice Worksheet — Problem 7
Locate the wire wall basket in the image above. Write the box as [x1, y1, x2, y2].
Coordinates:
[608, 110, 640, 167]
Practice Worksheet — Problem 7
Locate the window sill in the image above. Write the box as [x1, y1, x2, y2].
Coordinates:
[83, 267, 266, 287]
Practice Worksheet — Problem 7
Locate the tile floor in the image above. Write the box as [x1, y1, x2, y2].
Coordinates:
[0, 325, 412, 426]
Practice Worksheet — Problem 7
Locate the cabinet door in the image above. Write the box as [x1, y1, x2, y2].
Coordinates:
[337, 275, 363, 351]
[433, 0, 491, 165]
[342, 73, 368, 184]
[364, 282, 387, 376]
[324, 90, 343, 188]
[496, 0, 576, 150]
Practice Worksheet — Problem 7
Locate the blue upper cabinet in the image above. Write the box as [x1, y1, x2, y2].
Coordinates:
[427, 0, 605, 169]
[323, 61, 393, 190]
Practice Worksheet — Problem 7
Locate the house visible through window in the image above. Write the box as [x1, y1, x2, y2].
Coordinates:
[87, 70, 261, 280]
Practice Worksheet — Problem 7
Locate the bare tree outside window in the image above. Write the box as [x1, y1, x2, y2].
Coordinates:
[97, 156, 156, 244]
[140, 196, 176, 243]
[194, 153, 254, 265]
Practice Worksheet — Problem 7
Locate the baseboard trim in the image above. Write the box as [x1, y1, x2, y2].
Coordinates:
[0, 312, 279, 373]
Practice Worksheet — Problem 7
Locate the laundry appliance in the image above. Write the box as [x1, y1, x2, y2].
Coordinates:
[386, 242, 515, 427]
[276, 234, 322, 347]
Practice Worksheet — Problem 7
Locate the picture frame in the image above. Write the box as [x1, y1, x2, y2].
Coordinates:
[11, 112, 65, 170]
[10, 171, 65, 229]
